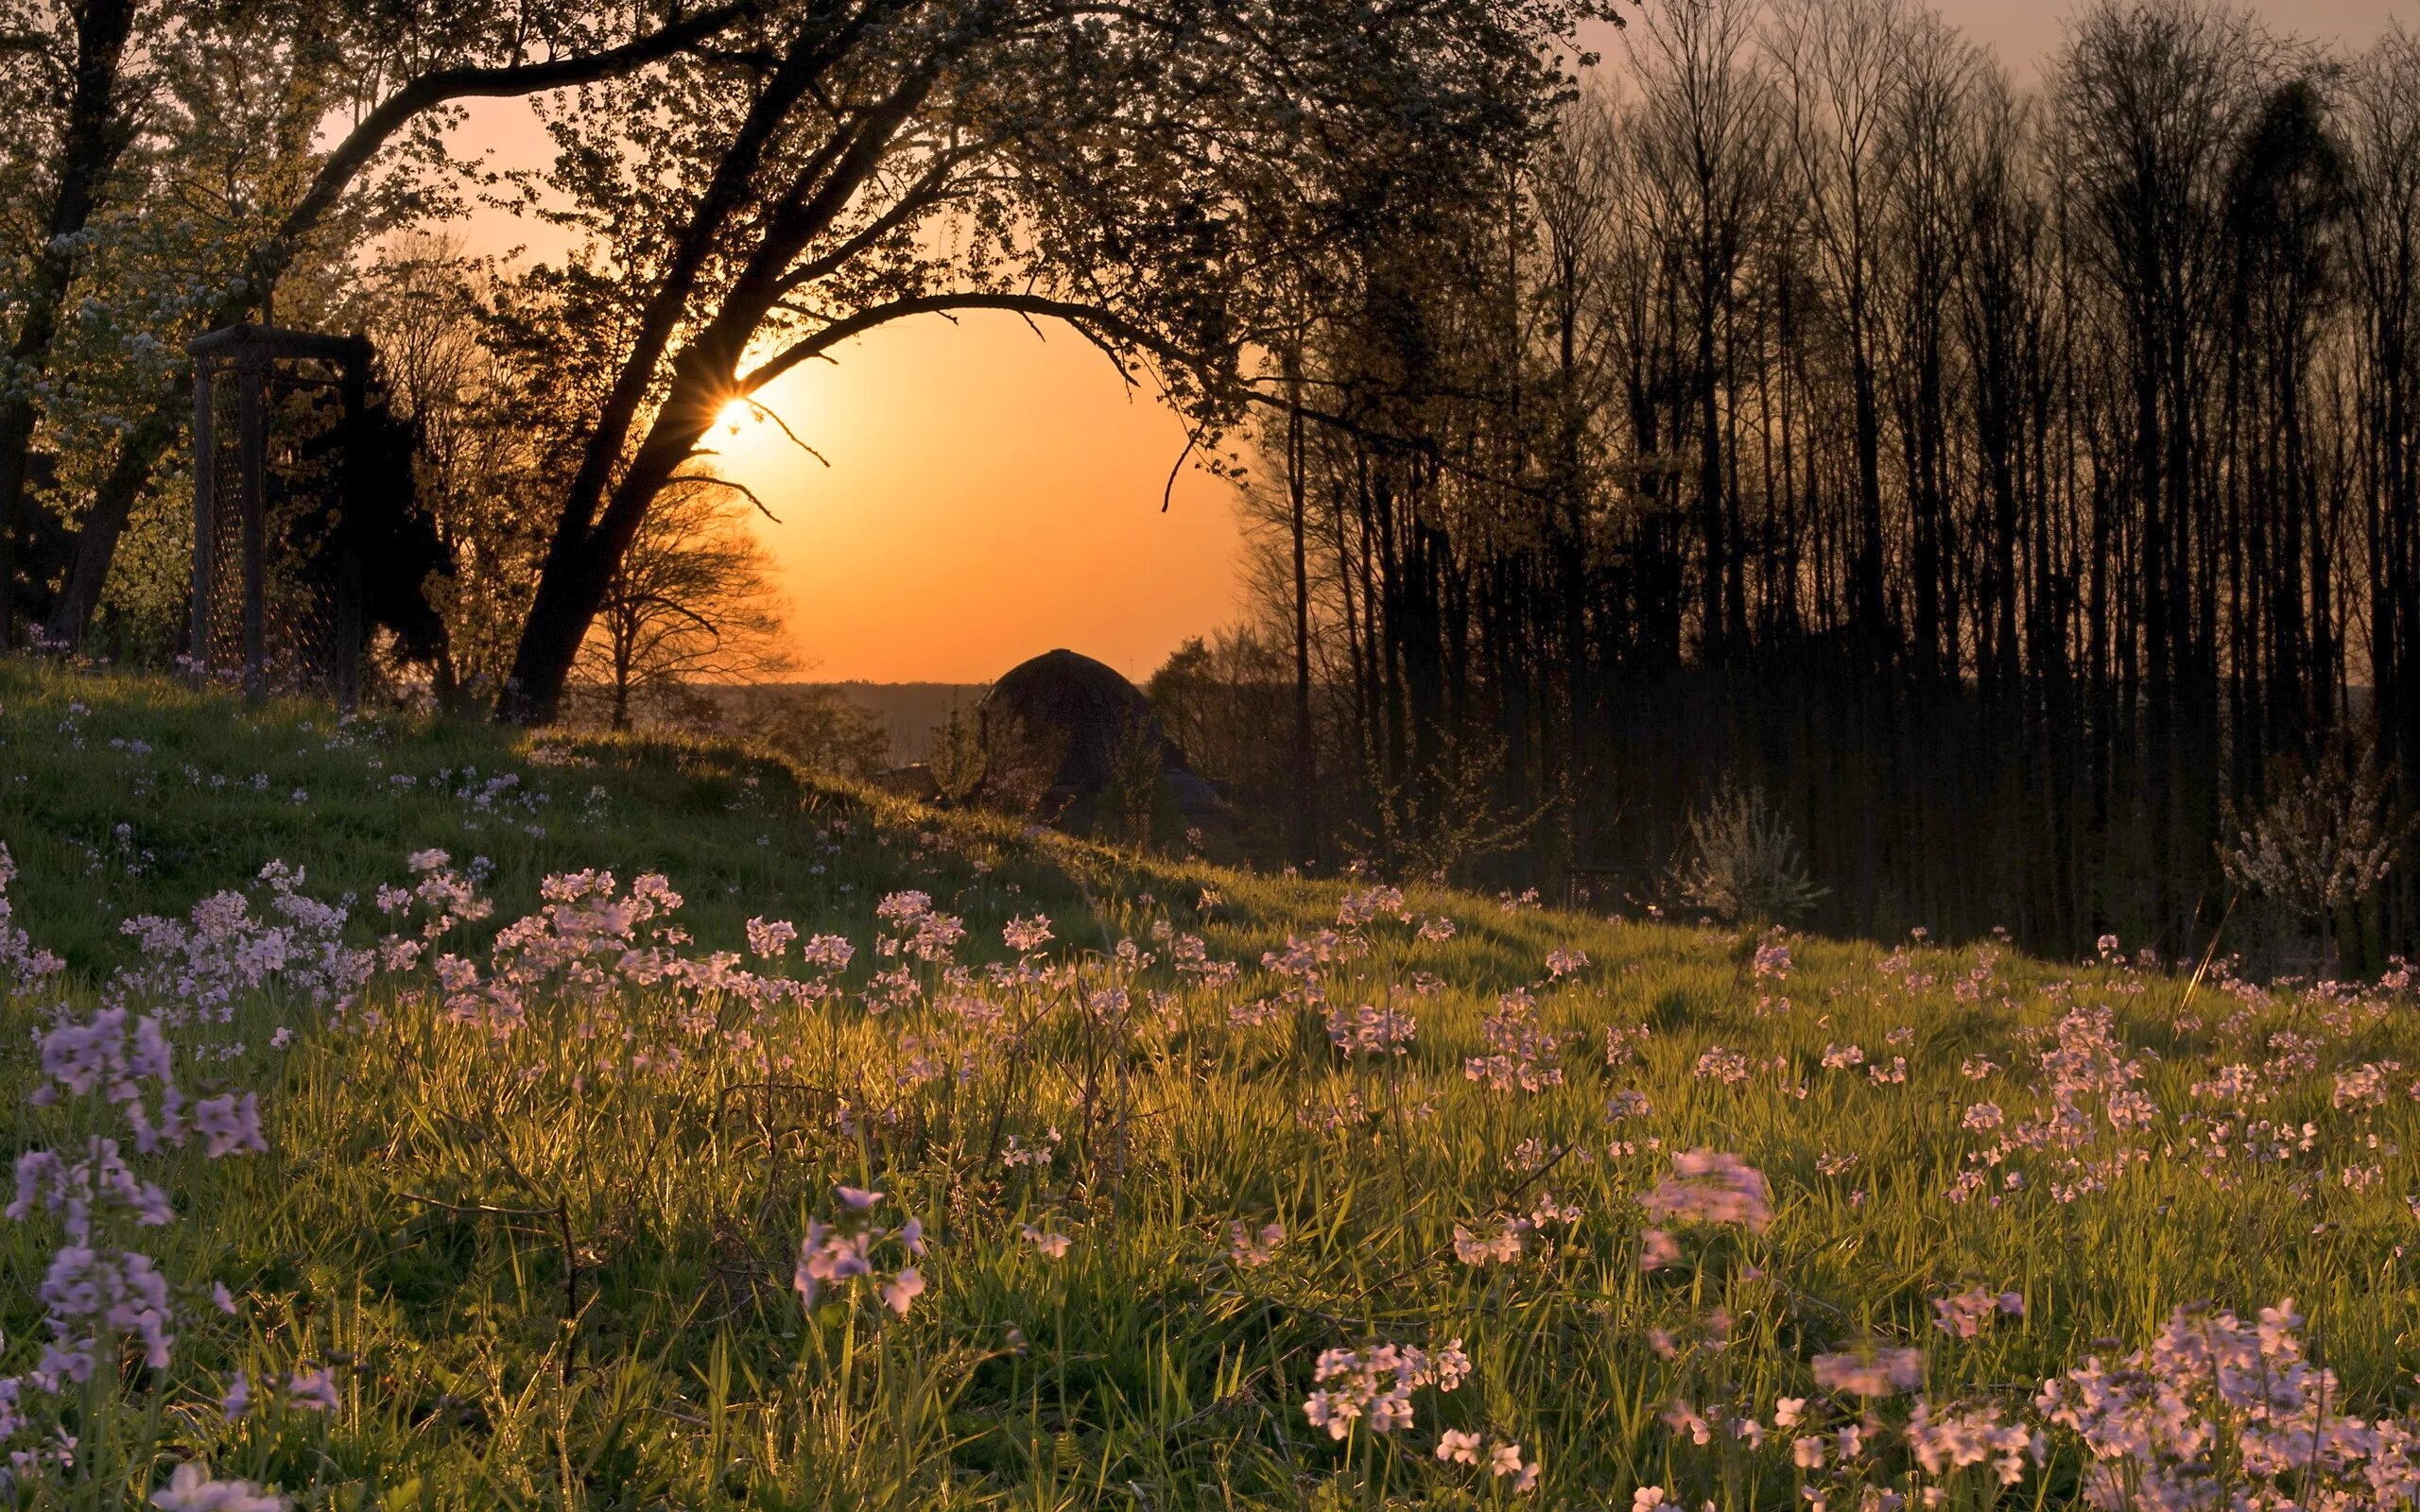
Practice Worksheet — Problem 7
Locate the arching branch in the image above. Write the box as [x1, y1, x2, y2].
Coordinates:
[270, 0, 762, 262]
[666, 472, 786, 523]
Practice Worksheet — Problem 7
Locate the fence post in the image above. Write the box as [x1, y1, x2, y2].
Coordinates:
[187, 354, 216, 675]
[234, 349, 267, 699]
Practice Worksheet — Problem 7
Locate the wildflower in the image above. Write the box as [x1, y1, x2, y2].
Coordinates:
[1227, 1221, 1284, 1267]
[1546, 947, 1588, 978]
[1640, 1228, 1682, 1271]
[1662, 1400, 1713, 1444]
[745, 918, 798, 958]
[286, 1367, 338, 1413]
[1465, 989, 1563, 1091]
[1301, 1339, 1470, 1441]
[1325, 1003, 1418, 1057]
[1810, 1347, 1924, 1398]
[1453, 1222, 1523, 1264]
[1492, 1441, 1540, 1491]
[794, 1188, 926, 1315]
[1002, 915, 1053, 953]
[1774, 1396, 1807, 1428]
[220, 1369, 250, 1419]
[1436, 1429, 1482, 1464]
[800, 934, 855, 972]
[150, 1463, 285, 1512]
[1932, 1285, 2024, 1339]
[1695, 1046, 1754, 1084]
[1633, 1489, 1668, 1512]
[190, 1093, 266, 1159]
[1020, 1226, 1072, 1259]
[1338, 885, 1409, 928]
[880, 1267, 925, 1314]
[1641, 1150, 1773, 1231]
[1904, 1400, 2034, 1484]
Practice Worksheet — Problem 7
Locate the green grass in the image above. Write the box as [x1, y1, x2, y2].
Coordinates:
[0, 658, 2414, 1510]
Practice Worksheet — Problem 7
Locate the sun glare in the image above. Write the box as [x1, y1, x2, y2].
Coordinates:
[716, 397, 756, 434]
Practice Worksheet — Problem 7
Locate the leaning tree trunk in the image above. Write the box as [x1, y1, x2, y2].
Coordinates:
[43, 404, 171, 644]
[502, 360, 723, 725]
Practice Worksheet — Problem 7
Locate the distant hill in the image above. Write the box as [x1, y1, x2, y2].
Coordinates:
[793, 680, 988, 765]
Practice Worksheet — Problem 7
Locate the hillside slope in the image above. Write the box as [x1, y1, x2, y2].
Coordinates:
[0, 662, 2415, 1510]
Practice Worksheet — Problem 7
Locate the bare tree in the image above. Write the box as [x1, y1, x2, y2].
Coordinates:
[569, 481, 790, 732]
[1768, 0, 1906, 643]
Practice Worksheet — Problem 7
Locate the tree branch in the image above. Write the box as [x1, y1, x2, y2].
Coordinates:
[739, 291, 1175, 394]
[666, 471, 786, 521]
[270, 0, 762, 258]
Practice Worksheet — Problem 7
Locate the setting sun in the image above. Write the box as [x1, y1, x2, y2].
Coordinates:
[715, 396, 756, 434]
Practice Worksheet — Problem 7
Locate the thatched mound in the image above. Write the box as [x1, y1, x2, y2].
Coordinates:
[975, 648, 1231, 851]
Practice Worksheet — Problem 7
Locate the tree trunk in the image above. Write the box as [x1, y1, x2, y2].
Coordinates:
[0, 0, 138, 644]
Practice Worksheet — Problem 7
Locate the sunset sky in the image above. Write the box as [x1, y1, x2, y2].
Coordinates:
[709, 321, 1244, 685]
[459, 0, 2401, 684]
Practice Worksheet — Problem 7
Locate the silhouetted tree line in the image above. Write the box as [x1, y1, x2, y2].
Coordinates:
[1202, 0, 2420, 965]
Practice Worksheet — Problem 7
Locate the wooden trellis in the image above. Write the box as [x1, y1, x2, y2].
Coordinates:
[187, 323, 373, 703]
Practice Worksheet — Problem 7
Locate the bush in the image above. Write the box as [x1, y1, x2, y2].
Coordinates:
[1670, 779, 1827, 925]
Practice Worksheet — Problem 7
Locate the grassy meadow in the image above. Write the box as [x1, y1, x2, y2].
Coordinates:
[1, 659, 2416, 1510]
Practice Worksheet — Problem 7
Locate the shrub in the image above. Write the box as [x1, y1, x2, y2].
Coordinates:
[1670, 779, 1827, 925]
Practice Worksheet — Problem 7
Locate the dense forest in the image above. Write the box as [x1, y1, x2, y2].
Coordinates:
[1155, 0, 2420, 968]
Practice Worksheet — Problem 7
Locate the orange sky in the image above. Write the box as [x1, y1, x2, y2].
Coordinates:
[709, 321, 1245, 685]
[452, 0, 2399, 682]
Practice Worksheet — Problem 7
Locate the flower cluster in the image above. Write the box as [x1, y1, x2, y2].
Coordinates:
[2038, 1299, 2420, 1509]
[1323, 1002, 1418, 1057]
[795, 1186, 928, 1316]
[1464, 988, 1564, 1091]
[1930, 1284, 2023, 1339]
[1642, 1149, 1773, 1232]
[1302, 1338, 1472, 1440]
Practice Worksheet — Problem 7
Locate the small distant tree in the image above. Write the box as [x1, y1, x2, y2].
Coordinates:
[1098, 720, 1168, 848]
[924, 704, 990, 806]
[2221, 746, 2406, 971]
[1346, 730, 1553, 886]
[570, 480, 789, 731]
[923, 701, 1062, 818]
[716, 685, 891, 780]
[1671, 779, 1827, 925]
[1147, 627, 1288, 783]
